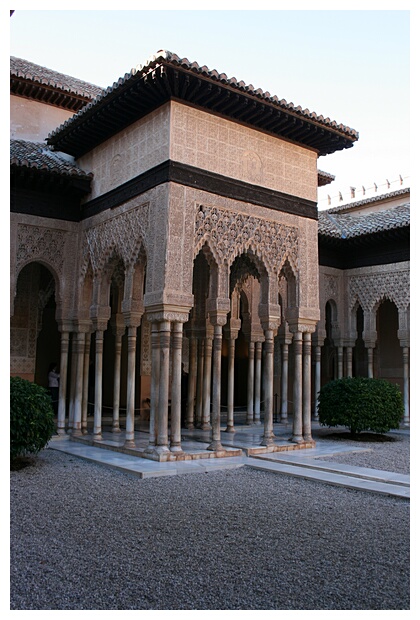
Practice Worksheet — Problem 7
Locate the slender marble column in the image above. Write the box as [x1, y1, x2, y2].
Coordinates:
[145, 322, 160, 451]
[186, 336, 197, 430]
[124, 326, 137, 448]
[337, 346, 343, 379]
[261, 329, 275, 446]
[195, 338, 204, 428]
[226, 337, 236, 433]
[281, 343, 289, 423]
[202, 336, 212, 430]
[313, 345, 321, 421]
[254, 341, 262, 425]
[68, 336, 77, 433]
[156, 320, 171, 453]
[346, 346, 353, 377]
[246, 341, 255, 425]
[93, 330, 104, 440]
[170, 322, 184, 452]
[302, 332, 312, 441]
[207, 324, 223, 451]
[367, 347, 374, 378]
[291, 332, 303, 443]
[81, 333, 91, 435]
[112, 331, 124, 433]
[57, 331, 69, 435]
[72, 332, 85, 437]
[402, 346, 410, 425]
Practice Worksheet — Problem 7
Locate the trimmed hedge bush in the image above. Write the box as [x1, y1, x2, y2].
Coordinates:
[317, 376, 403, 436]
[10, 376, 55, 459]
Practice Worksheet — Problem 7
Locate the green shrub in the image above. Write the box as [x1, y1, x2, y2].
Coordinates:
[10, 376, 55, 459]
[317, 376, 403, 436]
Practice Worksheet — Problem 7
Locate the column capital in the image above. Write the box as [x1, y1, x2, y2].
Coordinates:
[122, 310, 143, 329]
[73, 320, 93, 334]
[145, 304, 190, 324]
[288, 321, 317, 334]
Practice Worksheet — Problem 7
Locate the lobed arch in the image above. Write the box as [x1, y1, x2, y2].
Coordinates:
[13, 258, 62, 318]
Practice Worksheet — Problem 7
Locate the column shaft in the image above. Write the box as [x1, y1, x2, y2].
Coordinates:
[124, 326, 137, 448]
[195, 338, 204, 428]
[81, 333, 91, 434]
[367, 347, 374, 378]
[146, 322, 160, 450]
[202, 336, 212, 430]
[337, 346, 343, 379]
[302, 332, 312, 441]
[246, 341, 255, 425]
[402, 346, 410, 425]
[57, 331, 69, 435]
[93, 330, 104, 439]
[313, 345, 321, 421]
[292, 332, 303, 443]
[186, 336, 197, 430]
[254, 341, 262, 425]
[72, 332, 85, 437]
[207, 324, 223, 451]
[226, 337, 235, 432]
[157, 321, 170, 452]
[281, 343, 289, 423]
[261, 330, 274, 446]
[346, 346, 353, 377]
[170, 322, 184, 452]
[112, 333, 123, 433]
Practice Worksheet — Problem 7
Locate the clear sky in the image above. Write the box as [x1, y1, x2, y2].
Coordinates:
[7, 4, 413, 206]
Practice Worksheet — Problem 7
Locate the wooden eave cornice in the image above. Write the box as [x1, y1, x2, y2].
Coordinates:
[11, 76, 93, 112]
[47, 59, 358, 158]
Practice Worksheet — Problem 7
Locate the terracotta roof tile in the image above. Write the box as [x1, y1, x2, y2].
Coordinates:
[10, 139, 93, 179]
[11, 56, 103, 100]
[324, 188, 410, 214]
[318, 204, 410, 239]
[48, 50, 359, 148]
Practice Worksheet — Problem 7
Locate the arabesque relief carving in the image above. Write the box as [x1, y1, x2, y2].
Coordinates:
[349, 270, 410, 311]
[81, 203, 150, 277]
[16, 224, 66, 274]
[195, 203, 298, 274]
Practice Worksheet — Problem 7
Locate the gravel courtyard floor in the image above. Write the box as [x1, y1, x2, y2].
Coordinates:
[10, 432, 410, 611]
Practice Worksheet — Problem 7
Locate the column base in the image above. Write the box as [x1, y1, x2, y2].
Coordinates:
[253, 419, 262, 426]
[170, 445, 184, 454]
[143, 444, 156, 454]
[207, 440, 223, 451]
[289, 435, 304, 444]
[245, 416, 254, 425]
[82, 428, 88, 435]
[225, 425, 235, 433]
[57, 427, 66, 436]
[124, 438, 136, 448]
[154, 445, 170, 454]
[260, 436, 275, 447]
[201, 423, 211, 431]
[71, 428, 83, 437]
[112, 426, 121, 433]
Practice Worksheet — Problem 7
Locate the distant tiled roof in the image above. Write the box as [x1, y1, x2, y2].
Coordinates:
[47, 50, 359, 158]
[11, 56, 103, 111]
[318, 204, 410, 239]
[325, 187, 410, 214]
[10, 139, 93, 180]
[318, 170, 335, 187]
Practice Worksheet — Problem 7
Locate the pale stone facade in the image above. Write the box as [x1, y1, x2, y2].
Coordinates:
[10, 51, 409, 462]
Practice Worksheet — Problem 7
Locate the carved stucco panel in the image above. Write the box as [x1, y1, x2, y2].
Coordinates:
[16, 224, 66, 276]
[348, 268, 410, 312]
[194, 203, 299, 276]
[82, 203, 150, 278]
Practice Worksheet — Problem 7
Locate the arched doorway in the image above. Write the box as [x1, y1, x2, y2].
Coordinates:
[11, 262, 60, 386]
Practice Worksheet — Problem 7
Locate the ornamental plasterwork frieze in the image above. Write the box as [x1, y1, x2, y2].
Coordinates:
[16, 224, 67, 275]
[324, 274, 339, 303]
[81, 203, 149, 278]
[195, 203, 298, 275]
[349, 269, 410, 311]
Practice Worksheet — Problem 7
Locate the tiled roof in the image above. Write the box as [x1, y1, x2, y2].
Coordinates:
[325, 187, 410, 214]
[318, 204, 410, 239]
[318, 169, 335, 187]
[47, 50, 359, 157]
[10, 139, 93, 179]
[11, 56, 103, 109]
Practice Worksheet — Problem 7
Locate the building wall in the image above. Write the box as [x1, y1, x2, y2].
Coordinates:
[10, 94, 74, 142]
[169, 102, 318, 202]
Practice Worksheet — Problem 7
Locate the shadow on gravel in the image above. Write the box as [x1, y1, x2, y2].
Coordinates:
[10, 456, 37, 471]
[312, 429, 398, 443]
